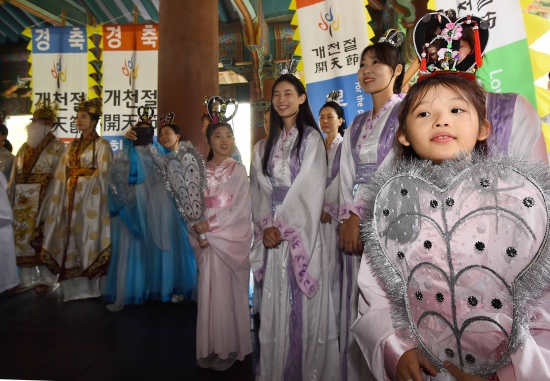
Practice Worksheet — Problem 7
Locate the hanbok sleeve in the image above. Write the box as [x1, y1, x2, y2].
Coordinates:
[6, 145, 25, 202]
[0, 172, 12, 228]
[495, 289, 550, 380]
[351, 255, 416, 381]
[0, 172, 17, 293]
[249, 141, 273, 281]
[200, 163, 252, 270]
[272, 132, 327, 298]
[339, 127, 360, 220]
[509, 95, 548, 162]
[324, 146, 342, 221]
[208, 163, 250, 233]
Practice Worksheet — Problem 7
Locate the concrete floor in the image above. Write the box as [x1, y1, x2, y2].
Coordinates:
[0, 288, 259, 381]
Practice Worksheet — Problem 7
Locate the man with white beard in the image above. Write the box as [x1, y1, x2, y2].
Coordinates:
[7, 100, 66, 295]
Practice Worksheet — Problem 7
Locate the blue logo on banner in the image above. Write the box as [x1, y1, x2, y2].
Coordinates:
[306, 73, 373, 131]
[32, 27, 88, 54]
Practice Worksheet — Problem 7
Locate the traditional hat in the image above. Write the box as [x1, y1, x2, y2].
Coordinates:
[280, 59, 299, 76]
[413, 10, 490, 79]
[203, 95, 238, 125]
[137, 105, 155, 124]
[74, 96, 102, 116]
[378, 28, 405, 48]
[159, 112, 175, 127]
[33, 99, 60, 122]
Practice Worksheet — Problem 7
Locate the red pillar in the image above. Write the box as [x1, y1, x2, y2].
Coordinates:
[158, 0, 218, 157]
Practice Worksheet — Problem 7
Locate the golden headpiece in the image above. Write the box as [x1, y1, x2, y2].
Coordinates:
[75, 96, 102, 116]
[33, 99, 60, 123]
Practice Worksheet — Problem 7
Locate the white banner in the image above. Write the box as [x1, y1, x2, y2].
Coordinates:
[295, 0, 373, 120]
[101, 24, 159, 152]
[29, 26, 91, 141]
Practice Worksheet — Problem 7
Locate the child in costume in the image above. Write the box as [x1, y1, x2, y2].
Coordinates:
[189, 120, 253, 371]
[338, 29, 405, 381]
[249, 66, 340, 380]
[353, 16, 550, 381]
[40, 97, 113, 302]
[319, 94, 346, 332]
[104, 110, 196, 310]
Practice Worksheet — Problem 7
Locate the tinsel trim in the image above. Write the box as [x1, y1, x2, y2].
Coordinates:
[360, 152, 550, 377]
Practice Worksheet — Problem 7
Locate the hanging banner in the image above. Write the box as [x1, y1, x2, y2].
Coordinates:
[101, 24, 159, 152]
[291, 0, 374, 123]
[24, 26, 95, 141]
[435, 0, 536, 105]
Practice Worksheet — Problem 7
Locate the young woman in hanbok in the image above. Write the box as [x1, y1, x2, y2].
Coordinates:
[338, 34, 404, 380]
[250, 73, 340, 380]
[319, 100, 346, 331]
[188, 122, 253, 371]
[104, 118, 197, 310]
[40, 98, 113, 302]
[353, 71, 550, 381]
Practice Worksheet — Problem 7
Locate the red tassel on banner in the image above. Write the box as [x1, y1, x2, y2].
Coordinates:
[420, 52, 427, 72]
[474, 26, 483, 68]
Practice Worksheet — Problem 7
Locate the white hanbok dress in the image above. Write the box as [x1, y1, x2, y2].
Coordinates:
[0, 172, 17, 293]
[250, 126, 340, 380]
[339, 93, 404, 380]
[320, 134, 343, 330]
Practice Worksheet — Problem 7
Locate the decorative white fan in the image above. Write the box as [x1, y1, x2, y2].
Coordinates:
[149, 142, 208, 241]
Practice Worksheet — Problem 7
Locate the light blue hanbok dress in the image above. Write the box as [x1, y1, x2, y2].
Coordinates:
[104, 139, 197, 310]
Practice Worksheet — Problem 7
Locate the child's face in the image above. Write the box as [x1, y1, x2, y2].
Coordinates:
[398, 86, 489, 163]
[209, 126, 234, 158]
[357, 51, 400, 94]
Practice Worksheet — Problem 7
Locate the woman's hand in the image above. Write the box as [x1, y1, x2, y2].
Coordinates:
[263, 227, 282, 249]
[395, 348, 437, 381]
[193, 221, 210, 234]
[339, 213, 363, 254]
[320, 211, 332, 224]
[125, 127, 137, 140]
[444, 361, 487, 381]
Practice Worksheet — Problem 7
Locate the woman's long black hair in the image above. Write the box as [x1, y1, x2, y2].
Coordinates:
[261, 74, 322, 175]
[319, 101, 347, 136]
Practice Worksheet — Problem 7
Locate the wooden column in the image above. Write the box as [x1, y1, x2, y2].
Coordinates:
[158, 0, 218, 157]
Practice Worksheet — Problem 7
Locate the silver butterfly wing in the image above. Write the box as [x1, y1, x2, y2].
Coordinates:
[162, 143, 207, 225]
[362, 154, 550, 378]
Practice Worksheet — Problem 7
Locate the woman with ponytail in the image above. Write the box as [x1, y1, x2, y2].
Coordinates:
[319, 100, 346, 334]
[338, 36, 404, 380]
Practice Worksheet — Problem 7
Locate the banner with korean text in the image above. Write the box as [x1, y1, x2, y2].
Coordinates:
[23, 26, 96, 141]
[100, 24, 159, 152]
[291, 0, 374, 122]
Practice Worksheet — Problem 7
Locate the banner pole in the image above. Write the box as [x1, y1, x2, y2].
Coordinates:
[134, 6, 138, 24]
[61, 10, 66, 26]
